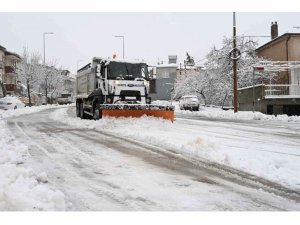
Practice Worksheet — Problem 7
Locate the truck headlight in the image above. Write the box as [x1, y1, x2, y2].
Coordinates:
[146, 97, 151, 104]
[106, 97, 112, 103]
[143, 81, 148, 86]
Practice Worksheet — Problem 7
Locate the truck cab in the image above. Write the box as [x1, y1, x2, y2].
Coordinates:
[102, 60, 150, 104]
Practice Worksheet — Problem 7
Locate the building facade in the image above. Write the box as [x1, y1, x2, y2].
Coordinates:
[149, 56, 178, 101]
[238, 22, 300, 115]
[0, 44, 22, 96]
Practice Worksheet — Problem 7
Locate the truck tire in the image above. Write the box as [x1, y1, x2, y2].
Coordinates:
[93, 109, 102, 120]
[76, 102, 81, 117]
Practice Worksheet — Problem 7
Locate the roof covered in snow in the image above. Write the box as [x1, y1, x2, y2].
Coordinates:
[156, 63, 178, 68]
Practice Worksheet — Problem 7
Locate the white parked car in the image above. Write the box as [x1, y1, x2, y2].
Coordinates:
[179, 95, 200, 111]
[0, 96, 25, 110]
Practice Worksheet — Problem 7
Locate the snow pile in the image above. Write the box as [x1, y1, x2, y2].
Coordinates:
[50, 108, 220, 162]
[154, 101, 300, 123]
[50, 108, 300, 189]
[0, 120, 65, 211]
[176, 106, 300, 122]
[0, 104, 70, 120]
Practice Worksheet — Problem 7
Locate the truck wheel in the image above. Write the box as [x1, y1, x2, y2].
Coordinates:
[93, 109, 102, 120]
[76, 103, 81, 117]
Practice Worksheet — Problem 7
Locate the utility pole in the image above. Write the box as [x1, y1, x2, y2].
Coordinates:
[43, 32, 54, 105]
[233, 12, 238, 113]
[27, 78, 32, 107]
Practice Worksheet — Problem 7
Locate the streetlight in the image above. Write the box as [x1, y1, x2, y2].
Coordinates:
[43, 32, 54, 65]
[43, 32, 54, 104]
[114, 35, 125, 59]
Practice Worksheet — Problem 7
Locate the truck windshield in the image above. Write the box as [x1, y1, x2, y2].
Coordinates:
[108, 62, 149, 80]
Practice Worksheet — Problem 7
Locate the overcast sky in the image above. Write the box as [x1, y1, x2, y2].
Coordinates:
[0, 12, 300, 74]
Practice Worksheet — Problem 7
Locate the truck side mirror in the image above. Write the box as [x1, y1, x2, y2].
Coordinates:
[96, 64, 101, 78]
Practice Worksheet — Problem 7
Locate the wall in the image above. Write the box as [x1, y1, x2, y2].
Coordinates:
[0, 49, 5, 82]
[288, 36, 300, 61]
[257, 35, 300, 61]
[257, 37, 287, 61]
[238, 85, 266, 113]
[256, 35, 300, 84]
[238, 85, 300, 115]
[149, 65, 177, 101]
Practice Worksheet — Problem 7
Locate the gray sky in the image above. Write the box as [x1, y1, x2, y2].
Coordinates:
[0, 12, 300, 74]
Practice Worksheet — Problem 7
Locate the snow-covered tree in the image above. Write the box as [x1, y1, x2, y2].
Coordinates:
[44, 62, 64, 103]
[174, 69, 206, 103]
[19, 47, 65, 105]
[19, 47, 44, 106]
[174, 36, 261, 106]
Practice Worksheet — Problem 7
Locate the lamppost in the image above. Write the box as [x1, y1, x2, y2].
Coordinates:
[43, 32, 54, 104]
[114, 35, 125, 59]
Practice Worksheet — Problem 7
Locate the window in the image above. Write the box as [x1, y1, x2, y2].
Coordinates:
[161, 72, 169, 79]
[108, 62, 149, 80]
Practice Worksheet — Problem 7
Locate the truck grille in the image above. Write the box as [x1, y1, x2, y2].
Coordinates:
[119, 90, 141, 101]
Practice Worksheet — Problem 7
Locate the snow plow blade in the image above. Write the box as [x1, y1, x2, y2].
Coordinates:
[100, 104, 175, 122]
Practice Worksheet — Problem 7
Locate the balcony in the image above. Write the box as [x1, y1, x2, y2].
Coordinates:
[264, 84, 300, 99]
[5, 66, 16, 74]
[4, 83, 17, 92]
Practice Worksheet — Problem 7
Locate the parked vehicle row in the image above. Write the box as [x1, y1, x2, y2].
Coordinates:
[0, 96, 25, 110]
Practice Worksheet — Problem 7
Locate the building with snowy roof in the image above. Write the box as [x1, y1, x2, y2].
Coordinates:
[238, 22, 300, 116]
[149, 56, 178, 101]
[0, 44, 22, 96]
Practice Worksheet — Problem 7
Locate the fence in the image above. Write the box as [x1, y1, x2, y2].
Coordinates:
[264, 84, 300, 97]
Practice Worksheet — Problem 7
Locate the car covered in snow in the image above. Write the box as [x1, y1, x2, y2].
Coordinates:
[0, 96, 25, 110]
[179, 95, 200, 111]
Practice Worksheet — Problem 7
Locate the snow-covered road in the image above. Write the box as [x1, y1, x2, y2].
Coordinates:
[4, 107, 300, 210]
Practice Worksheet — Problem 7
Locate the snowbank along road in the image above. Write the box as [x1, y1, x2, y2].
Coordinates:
[5, 106, 300, 210]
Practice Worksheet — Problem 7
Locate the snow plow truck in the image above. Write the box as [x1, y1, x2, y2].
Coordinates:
[75, 57, 175, 121]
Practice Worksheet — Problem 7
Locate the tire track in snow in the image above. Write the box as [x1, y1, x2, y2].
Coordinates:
[13, 121, 144, 210]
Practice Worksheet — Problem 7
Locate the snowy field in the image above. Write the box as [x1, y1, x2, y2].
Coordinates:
[0, 105, 68, 210]
[50, 106, 300, 190]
